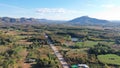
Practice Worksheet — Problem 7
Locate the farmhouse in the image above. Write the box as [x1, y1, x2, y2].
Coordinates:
[78, 64, 89, 68]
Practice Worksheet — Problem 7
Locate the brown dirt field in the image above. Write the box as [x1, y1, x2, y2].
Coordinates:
[21, 63, 31, 68]
[16, 40, 32, 45]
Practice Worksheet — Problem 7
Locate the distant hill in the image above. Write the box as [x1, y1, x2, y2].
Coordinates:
[111, 20, 120, 23]
[0, 17, 66, 24]
[0, 17, 39, 23]
[68, 16, 110, 25]
[0, 16, 117, 26]
[38, 19, 66, 24]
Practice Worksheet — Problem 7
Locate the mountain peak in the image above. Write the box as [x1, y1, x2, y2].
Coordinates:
[80, 16, 89, 18]
[68, 16, 110, 25]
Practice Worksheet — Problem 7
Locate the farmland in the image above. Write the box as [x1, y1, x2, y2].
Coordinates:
[0, 24, 120, 68]
[98, 54, 120, 65]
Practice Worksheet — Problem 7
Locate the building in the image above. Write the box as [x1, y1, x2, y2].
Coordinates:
[25, 58, 36, 63]
[78, 64, 89, 68]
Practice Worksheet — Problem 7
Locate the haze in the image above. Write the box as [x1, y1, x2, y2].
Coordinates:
[0, 0, 120, 20]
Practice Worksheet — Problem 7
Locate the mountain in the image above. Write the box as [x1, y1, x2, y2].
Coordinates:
[0, 16, 114, 26]
[0, 17, 39, 23]
[111, 20, 120, 23]
[38, 19, 66, 24]
[0, 17, 66, 24]
[68, 16, 110, 25]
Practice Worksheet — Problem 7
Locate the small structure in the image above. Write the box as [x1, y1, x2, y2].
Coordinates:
[25, 58, 36, 63]
[71, 37, 79, 42]
[71, 64, 78, 68]
[78, 64, 89, 68]
[45, 35, 48, 38]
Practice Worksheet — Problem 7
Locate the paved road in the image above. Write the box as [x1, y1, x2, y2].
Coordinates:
[45, 34, 69, 68]
[50, 44, 69, 68]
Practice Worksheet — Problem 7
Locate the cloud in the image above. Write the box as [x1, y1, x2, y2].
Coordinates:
[36, 8, 84, 20]
[37, 8, 81, 14]
[37, 8, 65, 13]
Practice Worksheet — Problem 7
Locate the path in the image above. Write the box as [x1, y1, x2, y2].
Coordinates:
[50, 44, 69, 68]
[45, 34, 69, 68]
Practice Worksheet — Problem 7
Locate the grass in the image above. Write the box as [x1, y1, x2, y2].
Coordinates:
[0, 46, 9, 53]
[75, 41, 98, 47]
[75, 41, 114, 47]
[97, 54, 120, 65]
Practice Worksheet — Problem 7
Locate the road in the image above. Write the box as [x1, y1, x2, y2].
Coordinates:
[45, 34, 69, 68]
[50, 44, 69, 68]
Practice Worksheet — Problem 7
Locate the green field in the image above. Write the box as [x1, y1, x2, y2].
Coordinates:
[75, 41, 114, 47]
[75, 41, 98, 47]
[97, 54, 120, 65]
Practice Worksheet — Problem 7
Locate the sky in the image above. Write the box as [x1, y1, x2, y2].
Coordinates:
[0, 0, 120, 20]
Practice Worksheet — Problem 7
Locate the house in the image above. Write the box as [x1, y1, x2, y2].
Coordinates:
[25, 58, 36, 63]
[78, 64, 89, 68]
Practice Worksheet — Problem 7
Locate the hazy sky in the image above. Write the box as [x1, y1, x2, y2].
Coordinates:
[0, 0, 120, 20]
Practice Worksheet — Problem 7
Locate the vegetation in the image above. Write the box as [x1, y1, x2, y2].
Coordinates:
[98, 54, 120, 65]
[0, 23, 120, 68]
[89, 43, 113, 55]
[0, 24, 62, 68]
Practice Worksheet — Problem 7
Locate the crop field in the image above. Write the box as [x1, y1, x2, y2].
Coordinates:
[75, 41, 114, 47]
[98, 54, 120, 65]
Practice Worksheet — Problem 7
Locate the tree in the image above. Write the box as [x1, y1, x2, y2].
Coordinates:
[88, 43, 113, 55]
[115, 39, 120, 44]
